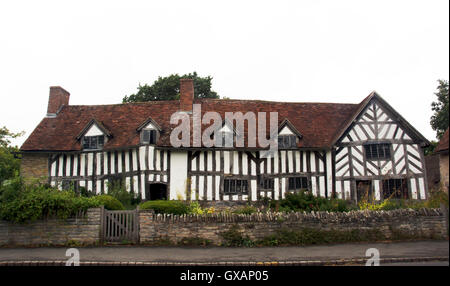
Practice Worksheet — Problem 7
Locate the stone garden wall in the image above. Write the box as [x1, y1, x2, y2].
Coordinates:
[0, 208, 102, 246]
[0, 207, 447, 247]
[139, 208, 448, 245]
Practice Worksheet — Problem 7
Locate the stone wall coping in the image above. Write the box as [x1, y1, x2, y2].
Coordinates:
[137, 208, 444, 223]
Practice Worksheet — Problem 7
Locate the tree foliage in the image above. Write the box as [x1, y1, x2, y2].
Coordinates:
[430, 79, 449, 139]
[122, 72, 219, 103]
[0, 126, 23, 185]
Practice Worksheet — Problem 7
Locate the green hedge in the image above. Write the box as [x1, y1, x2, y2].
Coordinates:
[90, 195, 124, 210]
[269, 191, 353, 212]
[0, 182, 100, 223]
[0, 178, 126, 223]
[139, 200, 189, 215]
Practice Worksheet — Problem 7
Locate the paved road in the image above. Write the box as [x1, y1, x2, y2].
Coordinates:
[381, 261, 448, 266]
[0, 240, 448, 264]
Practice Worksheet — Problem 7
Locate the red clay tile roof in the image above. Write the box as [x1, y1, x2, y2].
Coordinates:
[435, 128, 449, 153]
[20, 99, 360, 152]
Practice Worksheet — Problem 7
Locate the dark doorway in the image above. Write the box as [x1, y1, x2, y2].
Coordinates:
[356, 180, 373, 202]
[146, 183, 168, 200]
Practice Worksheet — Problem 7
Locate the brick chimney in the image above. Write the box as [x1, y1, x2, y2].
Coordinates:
[179, 78, 194, 112]
[47, 86, 70, 117]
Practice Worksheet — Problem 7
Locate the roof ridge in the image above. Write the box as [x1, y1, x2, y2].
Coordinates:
[67, 99, 360, 107]
[196, 98, 358, 105]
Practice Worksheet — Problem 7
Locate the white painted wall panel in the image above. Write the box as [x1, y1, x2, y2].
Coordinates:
[73, 156, 78, 176]
[274, 178, 279, 200]
[117, 152, 123, 173]
[132, 150, 138, 171]
[139, 147, 146, 170]
[410, 179, 418, 200]
[198, 152, 204, 171]
[125, 177, 130, 192]
[140, 174, 145, 198]
[336, 180, 342, 199]
[207, 151, 213, 172]
[251, 158, 256, 176]
[319, 176, 325, 197]
[251, 180, 257, 201]
[418, 178, 426, 199]
[354, 125, 367, 141]
[58, 156, 64, 177]
[310, 152, 316, 172]
[311, 176, 317, 196]
[198, 176, 204, 200]
[224, 151, 230, 174]
[288, 151, 293, 173]
[233, 152, 239, 174]
[155, 150, 160, 171]
[148, 147, 154, 170]
[343, 181, 351, 200]
[190, 176, 196, 200]
[380, 161, 392, 175]
[215, 151, 220, 172]
[206, 175, 213, 200]
[85, 124, 104, 136]
[124, 152, 130, 172]
[87, 153, 93, 175]
[215, 175, 220, 200]
[281, 151, 286, 173]
[374, 180, 380, 200]
[96, 153, 101, 175]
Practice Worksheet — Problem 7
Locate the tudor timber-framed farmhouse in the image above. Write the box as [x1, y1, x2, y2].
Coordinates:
[20, 79, 430, 203]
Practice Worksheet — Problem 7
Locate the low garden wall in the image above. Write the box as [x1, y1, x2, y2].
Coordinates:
[139, 208, 448, 245]
[0, 208, 102, 246]
[0, 207, 447, 247]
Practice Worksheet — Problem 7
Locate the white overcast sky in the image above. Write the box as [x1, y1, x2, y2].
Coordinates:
[0, 0, 448, 147]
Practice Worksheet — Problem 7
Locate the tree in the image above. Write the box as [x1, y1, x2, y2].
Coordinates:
[122, 72, 219, 103]
[430, 79, 449, 139]
[0, 127, 23, 185]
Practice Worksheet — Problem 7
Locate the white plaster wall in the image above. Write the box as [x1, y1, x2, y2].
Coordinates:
[170, 151, 188, 200]
[85, 124, 104, 136]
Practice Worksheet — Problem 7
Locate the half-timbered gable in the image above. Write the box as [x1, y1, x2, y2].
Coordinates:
[332, 92, 429, 202]
[20, 83, 430, 203]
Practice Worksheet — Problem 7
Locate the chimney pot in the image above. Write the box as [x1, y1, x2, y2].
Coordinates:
[47, 86, 70, 117]
[179, 79, 194, 112]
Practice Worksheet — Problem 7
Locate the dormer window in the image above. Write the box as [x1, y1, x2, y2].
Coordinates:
[76, 119, 111, 151]
[137, 117, 161, 145]
[278, 135, 297, 149]
[278, 119, 302, 149]
[141, 129, 157, 145]
[82, 135, 104, 150]
[213, 121, 236, 148]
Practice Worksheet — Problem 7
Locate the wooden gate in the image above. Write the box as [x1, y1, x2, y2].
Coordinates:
[102, 209, 139, 243]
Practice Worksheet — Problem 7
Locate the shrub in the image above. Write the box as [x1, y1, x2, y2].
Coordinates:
[233, 205, 258, 215]
[106, 182, 141, 209]
[269, 191, 352, 212]
[425, 188, 449, 208]
[0, 181, 100, 223]
[188, 201, 204, 214]
[219, 225, 254, 247]
[90, 195, 124, 210]
[139, 200, 189, 215]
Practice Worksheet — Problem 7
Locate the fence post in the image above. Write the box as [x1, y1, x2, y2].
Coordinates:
[441, 202, 449, 238]
[99, 205, 105, 245]
[135, 205, 140, 244]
